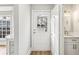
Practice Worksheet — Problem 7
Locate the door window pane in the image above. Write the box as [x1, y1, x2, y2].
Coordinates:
[0, 16, 11, 39]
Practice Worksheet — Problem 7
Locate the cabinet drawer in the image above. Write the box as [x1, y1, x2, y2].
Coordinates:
[64, 38, 79, 43]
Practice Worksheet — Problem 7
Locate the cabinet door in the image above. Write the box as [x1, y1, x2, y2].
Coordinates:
[64, 42, 79, 55]
[64, 43, 74, 55]
[73, 43, 79, 55]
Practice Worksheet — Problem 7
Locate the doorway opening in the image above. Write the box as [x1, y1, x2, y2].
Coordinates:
[0, 5, 14, 55]
[63, 4, 79, 55]
[30, 4, 60, 55]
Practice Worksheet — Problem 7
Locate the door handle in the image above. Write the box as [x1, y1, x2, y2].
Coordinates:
[73, 44, 74, 49]
[74, 44, 77, 49]
[33, 29, 36, 34]
[33, 32, 36, 34]
[33, 29, 36, 33]
[33, 29, 36, 31]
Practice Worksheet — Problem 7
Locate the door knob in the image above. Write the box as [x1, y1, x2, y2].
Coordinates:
[33, 29, 36, 34]
[33, 32, 36, 34]
[33, 29, 36, 31]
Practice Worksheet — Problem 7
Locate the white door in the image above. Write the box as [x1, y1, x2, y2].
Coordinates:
[32, 10, 51, 51]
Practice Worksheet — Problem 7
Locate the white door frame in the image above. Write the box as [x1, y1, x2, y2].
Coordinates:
[59, 4, 64, 55]
[51, 4, 64, 55]
[51, 4, 60, 55]
[30, 4, 64, 55]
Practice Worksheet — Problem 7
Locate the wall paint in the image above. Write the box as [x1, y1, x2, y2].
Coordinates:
[73, 5, 79, 35]
[32, 4, 55, 10]
[18, 4, 31, 55]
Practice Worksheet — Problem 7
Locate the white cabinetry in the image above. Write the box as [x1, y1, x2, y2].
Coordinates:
[64, 37, 79, 55]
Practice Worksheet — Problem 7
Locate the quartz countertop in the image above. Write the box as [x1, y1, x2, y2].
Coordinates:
[64, 36, 79, 38]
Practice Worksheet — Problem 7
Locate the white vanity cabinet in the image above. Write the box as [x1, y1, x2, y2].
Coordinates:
[64, 37, 79, 55]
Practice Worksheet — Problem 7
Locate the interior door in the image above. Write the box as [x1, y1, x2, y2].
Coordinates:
[32, 10, 51, 51]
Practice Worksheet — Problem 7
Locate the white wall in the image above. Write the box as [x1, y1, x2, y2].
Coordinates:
[73, 5, 79, 35]
[18, 4, 31, 55]
[32, 4, 54, 10]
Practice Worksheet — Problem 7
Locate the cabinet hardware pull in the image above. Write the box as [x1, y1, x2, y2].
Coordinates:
[73, 44, 77, 49]
[73, 44, 74, 49]
[72, 40, 76, 41]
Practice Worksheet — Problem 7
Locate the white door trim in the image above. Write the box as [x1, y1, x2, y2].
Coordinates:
[59, 4, 64, 55]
